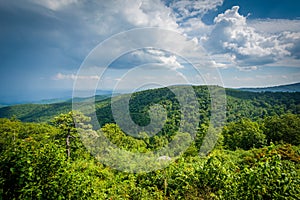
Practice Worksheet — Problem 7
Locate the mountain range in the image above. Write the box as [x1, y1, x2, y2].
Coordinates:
[238, 82, 300, 92]
[0, 84, 299, 125]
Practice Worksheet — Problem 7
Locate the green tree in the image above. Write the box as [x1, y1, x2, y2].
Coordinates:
[222, 118, 266, 150]
[100, 123, 147, 152]
[263, 113, 300, 145]
[52, 111, 92, 159]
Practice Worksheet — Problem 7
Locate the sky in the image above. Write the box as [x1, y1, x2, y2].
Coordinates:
[0, 0, 300, 103]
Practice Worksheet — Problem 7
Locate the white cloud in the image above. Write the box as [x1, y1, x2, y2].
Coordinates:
[30, 0, 79, 10]
[108, 48, 185, 70]
[278, 32, 300, 59]
[6, 0, 222, 72]
[122, 0, 178, 29]
[166, 0, 223, 37]
[180, 18, 212, 39]
[248, 19, 300, 34]
[26, 1, 298, 72]
[53, 73, 99, 80]
[82, 0, 179, 36]
[4, 0, 300, 93]
[238, 66, 258, 71]
[167, 0, 224, 21]
[13, 0, 180, 62]
[201, 6, 300, 69]
[158, 55, 184, 69]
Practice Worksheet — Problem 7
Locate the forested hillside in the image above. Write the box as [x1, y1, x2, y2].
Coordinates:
[0, 85, 300, 199]
[0, 86, 299, 123]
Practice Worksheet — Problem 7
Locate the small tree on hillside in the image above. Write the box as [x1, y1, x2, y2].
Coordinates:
[52, 111, 92, 159]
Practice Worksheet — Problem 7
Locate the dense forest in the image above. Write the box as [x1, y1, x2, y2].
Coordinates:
[0, 85, 299, 199]
[0, 86, 299, 123]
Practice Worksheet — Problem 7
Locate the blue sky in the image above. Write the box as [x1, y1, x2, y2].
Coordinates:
[0, 0, 300, 103]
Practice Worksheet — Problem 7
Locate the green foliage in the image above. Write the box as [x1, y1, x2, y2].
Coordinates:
[222, 118, 266, 150]
[52, 111, 92, 133]
[0, 119, 67, 199]
[0, 115, 299, 199]
[0, 86, 300, 199]
[235, 145, 300, 199]
[0, 118, 116, 199]
[263, 113, 300, 145]
[226, 90, 300, 116]
[0, 103, 72, 122]
[101, 123, 148, 153]
[51, 111, 94, 160]
[1, 138, 66, 199]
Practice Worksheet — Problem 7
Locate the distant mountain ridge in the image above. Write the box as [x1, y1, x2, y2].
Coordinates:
[238, 82, 300, 92]
[0, 85, 299, 124]
[0, 90, 114, 106]
[1, 83, 299, 107]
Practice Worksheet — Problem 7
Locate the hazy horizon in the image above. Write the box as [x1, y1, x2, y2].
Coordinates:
[1, 81, 299, 105]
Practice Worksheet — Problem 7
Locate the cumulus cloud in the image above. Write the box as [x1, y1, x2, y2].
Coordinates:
[249, 19, 300, 60]
[167, 0, 224, 21]
[67, 0, 178, 32]
[248, 19, 300, 34]
[158, 55, 184, 69]
[121, 0, 178, 28]
[1, 0, 179, 64]
[108, 48, 185, 70]
[201, 6, 299, 68]
[0, 0, 221, 74]
[166, 0, 223, 37]
[278, 32, 300, 59]
[2, 0, 299, 93]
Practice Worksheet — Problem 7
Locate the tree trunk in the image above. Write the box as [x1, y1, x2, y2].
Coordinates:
[66, 134, 70, 159]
